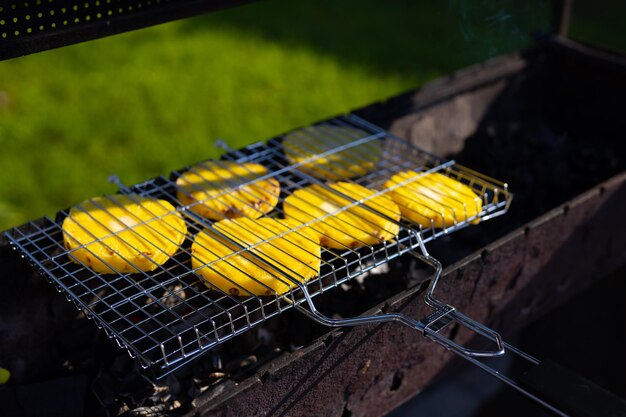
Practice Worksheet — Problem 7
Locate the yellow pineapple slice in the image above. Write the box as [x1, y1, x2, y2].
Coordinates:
[283, 182, 400, 249]
[191, 217, 320, 296]
[282, 125, 381, 180]
[62, 194, 187, 274]
[176, 161, 280, 220]
[384, 171, 483, 228]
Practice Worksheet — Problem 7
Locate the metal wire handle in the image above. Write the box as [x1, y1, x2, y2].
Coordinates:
[292, 235, 569, 417]
[293, 235, 504, 358]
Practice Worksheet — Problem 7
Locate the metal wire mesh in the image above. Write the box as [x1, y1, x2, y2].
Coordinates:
[0, 0, 253, 60]
[4, 114, 511, 375]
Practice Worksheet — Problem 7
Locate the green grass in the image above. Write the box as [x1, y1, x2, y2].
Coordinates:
[568, 0, 626, 53]
[0, 0, 550, 229]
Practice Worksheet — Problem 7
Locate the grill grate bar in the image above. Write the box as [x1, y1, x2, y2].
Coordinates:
[4, 115, 511, 375]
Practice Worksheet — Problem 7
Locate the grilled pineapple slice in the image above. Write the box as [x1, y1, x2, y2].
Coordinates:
[282, 125, 381, 180]
[62, 194, 187, 274]
[176, 161, 280, 220]
[191, 217, 320, 296]
[384, 171, 483, 228]
[283, 182, 400, 249]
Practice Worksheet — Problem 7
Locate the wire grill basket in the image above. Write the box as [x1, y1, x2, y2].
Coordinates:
[4, 114, 512, 376]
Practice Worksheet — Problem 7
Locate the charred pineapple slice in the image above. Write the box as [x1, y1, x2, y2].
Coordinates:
[191, 218, 320, 296]
[62, 194, 187, 274]
[384, 171, 483, 228]
[282, 125, 381, 180]
[283, 182, 400, 249]
[176, 161, 280, 220]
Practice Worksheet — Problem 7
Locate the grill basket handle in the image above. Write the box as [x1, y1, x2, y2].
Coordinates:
[294, 247, 506, 358]
[293, 242, 571, 417]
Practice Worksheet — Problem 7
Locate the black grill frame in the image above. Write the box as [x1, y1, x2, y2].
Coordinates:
[0, 0, 257, 60]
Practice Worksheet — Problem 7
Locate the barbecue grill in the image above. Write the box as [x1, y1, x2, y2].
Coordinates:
[4, 113, 512, 372]
[2, 1, 626, 416]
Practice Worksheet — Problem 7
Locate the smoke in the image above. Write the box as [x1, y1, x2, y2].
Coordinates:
[448, 0, 549, 58]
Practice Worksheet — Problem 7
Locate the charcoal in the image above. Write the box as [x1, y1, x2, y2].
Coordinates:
[401, 259, 433, 288]
[92, 371, 122, 409]
[257, 328, 272, 345]
[189, 372, 227, 398]
[455, 116, 626, 227]
[165, 373, 182, 397]
[191, 380, 238, 409]
[117, 371, 154, 405]
[128, 404, 168, 417]
[209, 371, 226, 380]
[187, 381, 203, 398]
[212, 354, 223, 371]
[225, 355, 258, 374]
[109, 355, 134, 377]
[62, 349, 97, 374]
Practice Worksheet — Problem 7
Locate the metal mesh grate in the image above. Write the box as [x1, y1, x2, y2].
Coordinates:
[0, 0, 255, 60]
[4, 115, 511, 376]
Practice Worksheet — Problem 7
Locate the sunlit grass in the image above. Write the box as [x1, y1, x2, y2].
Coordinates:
[0, 0, 549, 229]
[568, 0, 626, 53]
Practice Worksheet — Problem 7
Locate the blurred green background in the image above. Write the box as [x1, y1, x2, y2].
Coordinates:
[0, 0, 622, 230]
